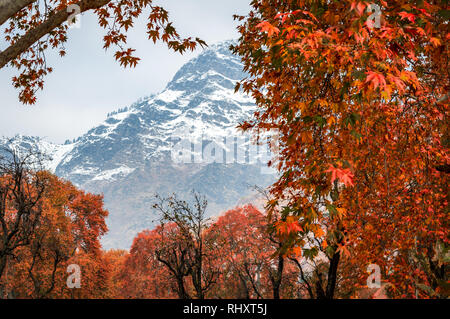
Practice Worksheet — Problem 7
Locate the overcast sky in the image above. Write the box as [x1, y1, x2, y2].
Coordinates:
[0, 0, 250, 144]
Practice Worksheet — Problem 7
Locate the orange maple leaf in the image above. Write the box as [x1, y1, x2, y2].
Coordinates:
[256, 21, 280, 37]
[276, 216, 303, 236]
[326, 164, 355, 187]
[365, 71, 387, 90]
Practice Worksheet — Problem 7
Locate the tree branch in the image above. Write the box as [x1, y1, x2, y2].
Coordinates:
[0, 0, 110, 69]
[0, 0, 36, 27]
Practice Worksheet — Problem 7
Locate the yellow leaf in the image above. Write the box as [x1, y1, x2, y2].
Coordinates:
[311, 224, 325, 237]
[336, 207, 347, 218]
[327, 116, 336, 126]
[430, 37, 441, 47]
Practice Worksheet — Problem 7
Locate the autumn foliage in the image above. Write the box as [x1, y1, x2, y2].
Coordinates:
[232, 0, 449, 298]
[0, 0, 206, 104]
[0, 0, 448, 299]
[0, 166, 109, 298]
[118, 205, 301, 299]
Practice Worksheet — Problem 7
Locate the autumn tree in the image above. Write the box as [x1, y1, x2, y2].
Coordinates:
[0, 0, 206, 104]
[21, 173, 75, 298]
[125, 203, 303, 300]
[122, 226, 187, 299]
[153, 192, 219, 299]
[102, 249, 128, 298]
[208, 205, 269, 299]
[0, 155, 109, 299]
[0, 146, 48, 287]
[208, 205, 300, 299]
[233, 0, 448, 298]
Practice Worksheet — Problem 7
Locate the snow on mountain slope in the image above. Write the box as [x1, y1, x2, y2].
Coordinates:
[0, 135, 74, 172]
[54, 40, 257, 185]
[0, 41, 275, 249]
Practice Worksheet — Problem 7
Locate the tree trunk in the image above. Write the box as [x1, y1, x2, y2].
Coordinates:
[176, 276, 190, 299]
[271, 255, 284, 299]
[325, 251, 341, 299]
[238, 274, 250, 299]
[0, 254, 7, 280]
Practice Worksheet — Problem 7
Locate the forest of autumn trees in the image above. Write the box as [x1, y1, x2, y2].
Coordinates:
[0, 145, 448, 299]
[0, 148, 109, 298]
[0, 0, 448, 299]
[0, 146, 338, 299]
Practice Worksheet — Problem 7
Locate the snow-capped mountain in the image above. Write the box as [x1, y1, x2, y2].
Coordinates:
[1, 41, 275, 249]
[0, 135, 74, 173]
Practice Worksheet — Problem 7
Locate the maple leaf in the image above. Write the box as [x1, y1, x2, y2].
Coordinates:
[399, 11, 416, 23]
[430, 37, 441, 47]
[256, 21, 280, 37]
[351, 2, 366, 16]
[287, 220, 303, 233]
[326, 164, 355, 187]
[276, 216, 303, 236]
[388, 75, 406, 93]
[339, 170, 355, 187]
[365, 71, 387, 90]
[337, 244, 351, 258]
[290, 246, 302, 257]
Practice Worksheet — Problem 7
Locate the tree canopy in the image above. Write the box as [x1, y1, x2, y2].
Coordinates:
[232, 0, 448, 298]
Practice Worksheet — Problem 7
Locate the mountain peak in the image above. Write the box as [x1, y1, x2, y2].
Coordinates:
[0, 39, 274, 249]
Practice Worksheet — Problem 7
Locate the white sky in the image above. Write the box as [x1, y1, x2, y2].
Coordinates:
[0, 0, 250, 144]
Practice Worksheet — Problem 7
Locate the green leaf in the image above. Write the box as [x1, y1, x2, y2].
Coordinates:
[325, 245, 335, 257]
[352, 70, 366, 80]
[314, 116, 326, 127]
[302, 116, 313, 123]
[351, 129, 362, 142]
[303, 247, 319, 260]
[326, 204, 338, 217]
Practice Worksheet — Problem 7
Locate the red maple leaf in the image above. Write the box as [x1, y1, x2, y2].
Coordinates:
[366, 71, 387, 90]
[399, 11, 416, 23]
[326, 164, 355, 187]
